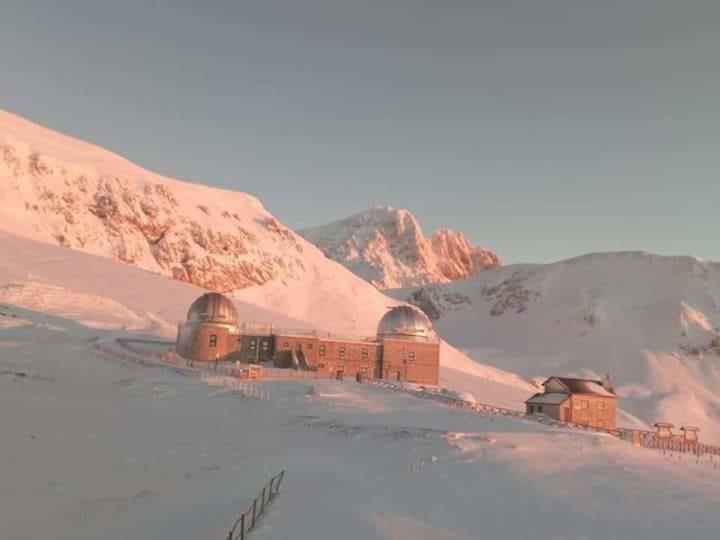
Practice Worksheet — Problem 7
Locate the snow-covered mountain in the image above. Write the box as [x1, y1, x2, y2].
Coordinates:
[299, 207, 500, 289]
[389, 251, 720, 440]
[0, 109, 341, 293]
[0, 109, 529, 393]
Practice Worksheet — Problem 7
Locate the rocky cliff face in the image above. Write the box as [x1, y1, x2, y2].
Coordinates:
[299, 207, 500, 289]
[0, 110, 311, 292]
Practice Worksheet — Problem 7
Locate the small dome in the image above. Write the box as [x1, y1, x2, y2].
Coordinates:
[377, 305, 433, 341]
[187, 293, 238, 324]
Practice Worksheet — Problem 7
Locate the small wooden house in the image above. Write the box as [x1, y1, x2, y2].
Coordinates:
[525, 376, 617, 430]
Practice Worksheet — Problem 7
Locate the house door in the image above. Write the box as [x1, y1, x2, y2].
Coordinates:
[562, 407, 571, 422]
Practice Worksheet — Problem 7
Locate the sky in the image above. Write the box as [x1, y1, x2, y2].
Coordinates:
[1, 0, 719, 264]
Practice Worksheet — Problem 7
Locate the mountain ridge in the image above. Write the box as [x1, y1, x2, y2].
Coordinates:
[300, 206, 501, 289]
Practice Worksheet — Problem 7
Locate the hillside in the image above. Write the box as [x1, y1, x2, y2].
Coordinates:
[389, 251, 720, 441]
[0, 109, 377, 297]
[3, 299, 719, 540]
[299, 207, 500, 289]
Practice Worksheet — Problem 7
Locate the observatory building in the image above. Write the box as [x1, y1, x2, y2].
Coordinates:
[175, 295, 440, 385]
[176, 292, 240, 362]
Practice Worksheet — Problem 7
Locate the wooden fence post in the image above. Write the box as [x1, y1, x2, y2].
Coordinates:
[269, 477, 275, 500]
[240, 514, 245, 540]
[252, 499, 257, 529]
[261, 486, 266, 514]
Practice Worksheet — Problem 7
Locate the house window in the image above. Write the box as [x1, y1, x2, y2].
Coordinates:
[529, 405, 535, 414]
[581, 400, 589, 410]
[362, 348, 369, 359]
[339, 346, 346, 358]
[598, 401, 606, 411]
[209, 335, 217, 347]
[319, 344, 326, 356]
[261, 341, 269, 352]
[249, 339, 257, 350]
[307, 343, 313, 349]
[408, 351, 416, 361]
[283, 342, 289, 349]
[538, 406, 543, 414]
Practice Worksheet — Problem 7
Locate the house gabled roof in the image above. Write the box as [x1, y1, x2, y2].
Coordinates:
[543, 376, 616, 398]
[525, 392, 570, 405]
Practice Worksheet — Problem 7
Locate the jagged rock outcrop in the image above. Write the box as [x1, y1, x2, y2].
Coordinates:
[299, 207, 500, 289]
[0, 110, 309, 292]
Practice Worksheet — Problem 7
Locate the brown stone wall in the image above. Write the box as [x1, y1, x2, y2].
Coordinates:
[273, 334, 382, 379]
[176, 323, 238, 362]
[568, 394, 617, 430]
[381, 339, 439, 386]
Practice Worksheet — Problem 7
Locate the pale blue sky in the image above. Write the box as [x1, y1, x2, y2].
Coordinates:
[1, 0, 718, 263]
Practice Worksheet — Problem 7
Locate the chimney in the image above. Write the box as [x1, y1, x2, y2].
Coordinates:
[603, 373, 615, 393]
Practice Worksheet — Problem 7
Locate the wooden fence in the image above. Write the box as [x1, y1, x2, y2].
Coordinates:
[227, 471, 285, 540]
[364, 378, 621, 436]
[100, 341, 720, 458]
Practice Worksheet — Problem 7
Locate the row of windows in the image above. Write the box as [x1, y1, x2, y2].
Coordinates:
[574, 399, 608, 411]
[247, 339, 270, 352]
[529, 405, 544, 414]
[254, 338, 418, 362]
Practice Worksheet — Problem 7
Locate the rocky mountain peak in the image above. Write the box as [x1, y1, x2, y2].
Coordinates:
[299, 207, 501, 289]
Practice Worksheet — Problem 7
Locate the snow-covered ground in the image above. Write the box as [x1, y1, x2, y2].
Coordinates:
[0, 229, 530, 397]
[3, 305, 720, 540]
[390, 252, 720, 442]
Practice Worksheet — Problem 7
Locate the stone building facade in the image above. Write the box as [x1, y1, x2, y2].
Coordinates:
[176, 295, 440, 385]
[176, 293, 240, 363]
[525, 376, 617, 430]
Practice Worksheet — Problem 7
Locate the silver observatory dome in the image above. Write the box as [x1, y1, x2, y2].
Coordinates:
[377, 305, 433, 341]
[187, 293, 238, 324]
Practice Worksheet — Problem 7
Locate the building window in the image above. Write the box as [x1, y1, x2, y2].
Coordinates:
[361, 367, 368, 374]
[598, 401, 606, 411]
[339, 346, 346, 358]
[209, 335, 217, 347]
[581, 400, 589, 410]
[319, 344, 326, 356]
[261, 341, 269, 352]
[249, 339, 257, 350]
[529, 405, 535, 414]
[318, 363, 325, 369]
[408, 351, 416, 361]
[283, 342, 289, 349]
[362, 348, 369, 359]
[538, 406, 544, 414]
[307, 343, 313, 349]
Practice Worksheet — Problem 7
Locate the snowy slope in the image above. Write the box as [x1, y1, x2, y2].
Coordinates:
[0, 109, 387, 298]
[390, 251, 720, 440]
[299, 206, 500, 288]
[0, 228, 531, 397]
[2, 312, 719, 540]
